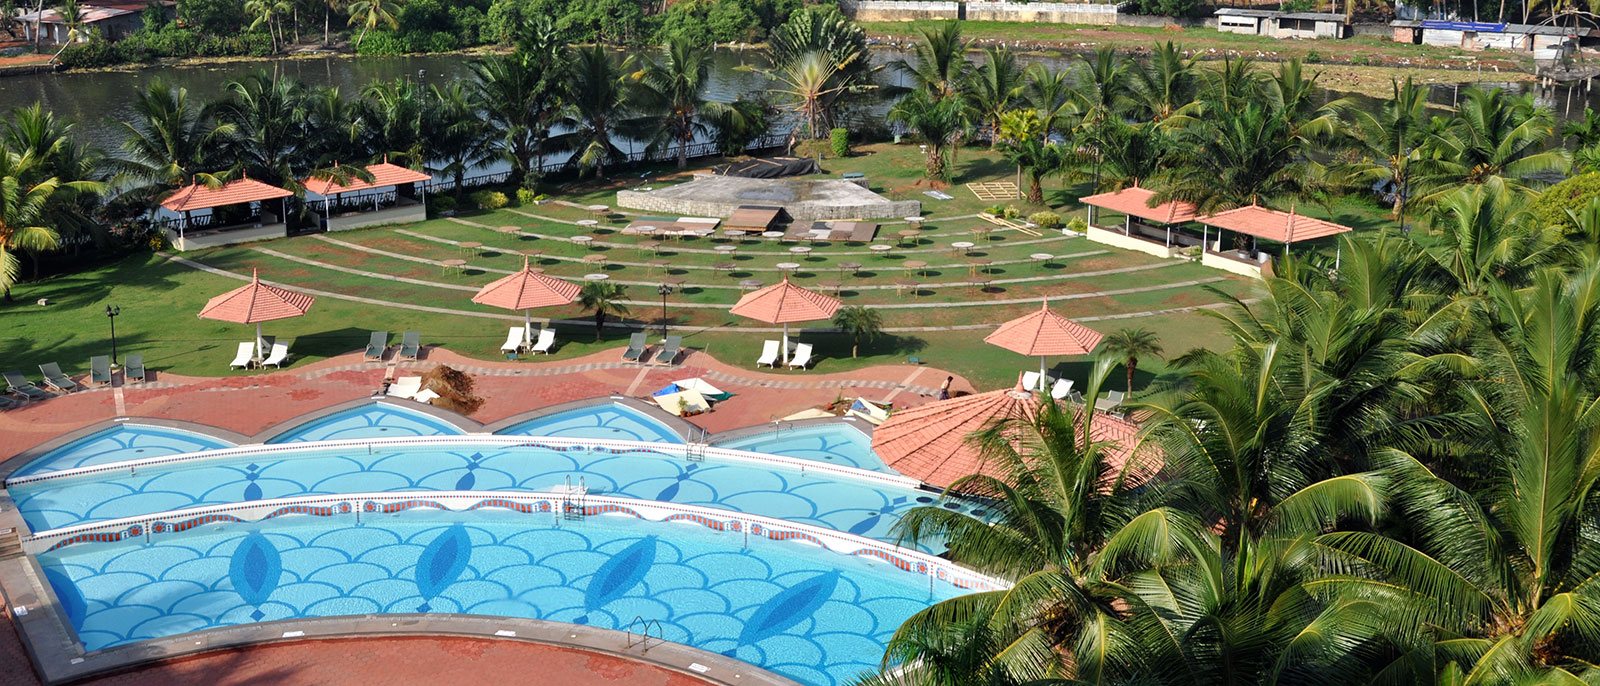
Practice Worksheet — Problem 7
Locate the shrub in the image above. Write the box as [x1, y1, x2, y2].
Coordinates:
[429, 195, 457, 216]
[1028, 211, 1062, 229]
[984, 203, 1005, 216]
[1002, 205, 1021, 220]
[515, 188, 536, 206]
[355, 31, 408, 56]
[1531, 172, 1600, 232]
[829, 128, 850, 158]
[1067, 216, 1088, 234]
[470, 190, 509, 210]
[57, 40, 120, 69]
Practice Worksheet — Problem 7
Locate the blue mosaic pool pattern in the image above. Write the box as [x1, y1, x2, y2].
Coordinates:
[11, 443, 960, 547]
[716, 424, 890, 473]
[40, 512, 948, 685]
[10, 426, 233, 478]
[496, 403, 683, 443]
[266, 404, 465, 443]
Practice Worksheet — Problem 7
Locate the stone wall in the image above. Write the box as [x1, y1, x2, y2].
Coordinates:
[839, 0, 959, 21]
[964, 1, 1118, 24]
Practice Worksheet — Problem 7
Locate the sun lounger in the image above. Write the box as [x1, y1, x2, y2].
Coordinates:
[124, 354, 146, 383]
[1095, 390, 1126, 412]
[400, 331, 421, 360]
[260, 343, 290, 368]
[1050, 378, 1074, 400]
[1021, 371, 1051, 392]
[847, 398, 891, 425]
[500, 327, 525, 355]
[89, 355, 112, 386]
[0, 395, 17, 410]
[387, 375, 423, 399]
[653, 335, 682, 366]
[756, 340, 780, 368]
[786, 343, 814, 370]
[364, 331, 389, 361]
[229, 342, 255, 369]
[3, 370, 48, 400]
[39, 362, 79, 393]
[622, 332, 648, 362]
[529, 328, 556, 355]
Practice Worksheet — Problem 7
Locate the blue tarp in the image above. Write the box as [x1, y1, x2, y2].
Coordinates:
[1422, 20, 1507, 32]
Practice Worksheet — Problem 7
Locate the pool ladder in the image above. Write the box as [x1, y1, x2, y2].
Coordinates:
[561, 476, 588, 522]
[626, 615, 664, 652]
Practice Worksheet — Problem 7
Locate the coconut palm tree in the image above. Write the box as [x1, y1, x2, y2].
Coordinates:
[361, 78, 426, 166]
[111, 79, 233, 203]
[1155, 103, 1307, 213]
[4, 104, 102, 247]
[964, 46, 1022, 147]
[1129, 41, 1198, 123]
[1337, 77, 1428, 222]
[1100, 328, 1162, 393]
[245, 0, 292, 52]
[831, 304, 882, 358]
[1415, 87, 1569, 201]
[215, 71, 310, 186]
[1072, 47, 1130, 128]
[707, 97, 772, 158]
[888, 90, 966, 181]
[471, 43, 564, 189]
[552, 45, 632, 178]
[1421, 176, 1558, 300]
[997, 136, 1064, 204]
[578, 281, 629, 341]
[321, 0, 341, 46]
[1562, 106, 1600, 147]
[424, 82, 494, 203]
[1084, 118, 1168, 190]
[631, 37, 720, 170]
[302, 85, 366, 167]
[344, 0, 397, 50]
[888, 20, 968, 101]
[1023, 63, 1077, 145]
[0, 150, 78, 300]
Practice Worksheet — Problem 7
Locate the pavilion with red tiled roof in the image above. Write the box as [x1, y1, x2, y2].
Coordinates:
[870, 381, 1148, 489]
[1195, 204, 1354, 278]
[158, 177, 295, 252]
[303, 162, 433, 232]
[1078, 185, 1203, 258]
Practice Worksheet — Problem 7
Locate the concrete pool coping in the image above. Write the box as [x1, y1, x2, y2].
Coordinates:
[484, 394, 700, 441]
[708, 415, 875, 445]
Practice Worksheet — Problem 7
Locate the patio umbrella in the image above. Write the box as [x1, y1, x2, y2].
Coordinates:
[471, 256, 582, 347]
[728, 276, 841, 364]
[983, 298, 1103, 384]
[198, 268, 316, 362]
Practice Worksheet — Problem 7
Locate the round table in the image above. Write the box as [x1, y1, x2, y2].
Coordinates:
[639, 240, 661, 255]
[458, 241, 483, 257]
[575, 219, 599, 228]
[895, 277, 921, 297]
[902, 259, 928, 277]
[788, 246, 813, 258]
[714, 245, 738, 255]
[1030, 252, 1054, 262]
[664, 276, 687, 288]
[968, 258, 993, 276]
[440, 258, 467, 274]
[738, 279, 764, 290]
[951, 241, 976, 255]
[839, 261, 862, 275]
[969, 276, 993, 293]
[761, 231, 785, 242]
[713, 262, 736, 275]
[583, 273, 609, 281]
[647, 259, 672, 275]
[897, 229, 920, 246]
[721, 229, 747, 240]
[521, 248, 544, 263]
[869, 244, 894, 257]
[582, 254, 608, 267]
[571, 235, 595, 248]
[775, 262, 801, 274]
[585, 205, 609, 219]
[497, 225, 521, 235]
[818, 279, 844, 295]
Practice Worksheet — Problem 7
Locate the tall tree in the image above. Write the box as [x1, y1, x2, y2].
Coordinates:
[110, 79, 233, 203]
[964, 46, 1022, 147]
[470, 17, 565, 189]
[1100, 327, 1163, 393]
[552, 45, 632, 178]
[1337, 77, 1428, 222]
[344, 0, 397, 49]
[888, 20, 968, 101]
[1416, 87, 1569, 200]
[631, 36, 718, 169]
[888, 90, 966, 181]
[215, 71, 309, 186]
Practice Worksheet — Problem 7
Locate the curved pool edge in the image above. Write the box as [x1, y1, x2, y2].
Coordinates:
[709, 415, 875, 445]
[485, 395, 700, 441]
[0, 417, 251, 482]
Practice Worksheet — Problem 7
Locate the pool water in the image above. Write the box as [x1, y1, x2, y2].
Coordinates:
[496, 403, 683, 443]
[267, 404, 464, 443]
[40, 511, 949, 685]
[9, 426, 233, 478]
[716, 424, 889, 473]
[10, 443, 956, 546]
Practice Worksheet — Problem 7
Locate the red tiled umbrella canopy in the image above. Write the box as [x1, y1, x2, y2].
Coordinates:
[197, 269, 314, 361]
[472, 256, 582, 347]
[872, 384, 1145, 488]
[985, 299, 1102, 382]
[729, 277, 842, 365]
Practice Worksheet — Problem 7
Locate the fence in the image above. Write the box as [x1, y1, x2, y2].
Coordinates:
[424, 132, 791, 193]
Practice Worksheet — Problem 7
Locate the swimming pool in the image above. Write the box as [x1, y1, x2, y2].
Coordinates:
[716, 424, 889, 473]
[267, 404, 465, 443]
[10, 425, 234, 478]
[38, 509, 960, 686]
[496, 403, 683, 443]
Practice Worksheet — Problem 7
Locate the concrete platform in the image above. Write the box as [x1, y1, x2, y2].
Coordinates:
[618, 176, 920, 223]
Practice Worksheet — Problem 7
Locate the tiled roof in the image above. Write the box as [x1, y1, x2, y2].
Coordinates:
[197, 269, 315, 324]
[1197, 205, 1353, 244]
[984, 301, 1103, 357]
[302, 162, 432, 196]
[161, 178, 293, 213]
[1080, 186, 1199, 225]
[471, 257, 582, 310]
[729, 277, 841, 325]
[872, 385, 1147, 488]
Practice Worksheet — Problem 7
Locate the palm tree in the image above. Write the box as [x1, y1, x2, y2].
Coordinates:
[424, 82, 494, 203]
[1100, 327, 1162, 393]
[344, 0, 397, 50]
[1071, 47, 1129, 127]
[766, 50, 862, 155]
[1022, 63, 1077, 145]
[215, 71, 310, 186]
[630, 37, 719, 170]
[1155, 103, 1307, 213]
[1415, 87, 1569, 200]
[1084, 119, 1168, 190]
[578, 281, 629, 341]
[707, 97, 772, 158]
[1561, 106, 1600, 147]
[0, 150, 72, 300]
[245, 0, 291, 52]
[110, 79, 233, 203]
[361, 78, 426, 166]
[1421, 176, 1557, 299]
[964, 46, 1022, 146]
[471, 40, 564, 189]
[553, 45, 632, 178]
[1129, 41, 1198, 123]
[831, 304, 882, 358]
[888, 20, 968, 101]
[302, 85, 365, 167]
[321, 0, 341, 46]
[888, 90, 965, 181]
[4, 104, 102, 248]
[1337, 77, 1428, 222]
[765, 5, 874, 142]
[997, 136, 1064, 204]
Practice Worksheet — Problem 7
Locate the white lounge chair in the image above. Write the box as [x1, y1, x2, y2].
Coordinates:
[1095, 390, 1126, 412]
[529, 328, 556, 354]
[228, 342, 255, 369]
[500, 327, 525, 354]
[756, 340, 780, 368]
[260, 343, 290, 368]
[387, 375, 423, 399]
[1021, 370, 1049, 392]
[1050, 378, 1074, 400]
[787, 343, 814, 370]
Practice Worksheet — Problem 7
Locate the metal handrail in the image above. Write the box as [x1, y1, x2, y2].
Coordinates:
[625, 615, 664, 651]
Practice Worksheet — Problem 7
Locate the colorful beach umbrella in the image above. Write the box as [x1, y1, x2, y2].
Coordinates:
[198, 268, 315, 361]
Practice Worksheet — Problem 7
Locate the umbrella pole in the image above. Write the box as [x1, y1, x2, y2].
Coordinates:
[256, 322, 265, 363]
[524, 309, 532, 348]
[1040, 356, 1047, 390]
[781, 323, 790, 365]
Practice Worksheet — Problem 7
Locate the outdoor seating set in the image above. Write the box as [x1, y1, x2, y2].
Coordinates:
[365, 331, 422, 362]
[501, 327, 557, 356]
[228, 339, 290, 370]
[756, 340, 815, 370]
[621, 332, 683, 366]
[2, 356, 149, 409]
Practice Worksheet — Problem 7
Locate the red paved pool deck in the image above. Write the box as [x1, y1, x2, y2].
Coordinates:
[0, 346, 973, 456]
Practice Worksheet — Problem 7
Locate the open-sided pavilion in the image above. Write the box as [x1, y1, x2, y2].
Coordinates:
[302, 162, 432, 232]
[159, 177, 294, 252]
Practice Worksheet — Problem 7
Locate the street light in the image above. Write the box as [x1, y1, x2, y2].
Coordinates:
[657, 283, 673, 338]
[104, 305, 121, 367]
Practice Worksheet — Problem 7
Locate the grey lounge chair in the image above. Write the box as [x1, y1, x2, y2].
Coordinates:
[653, 335, 682, 366]
[89, 355, 112, 386]
[124, 354, 146, 383]
[39, 363, 79, 393]
[1094, 390, 1126, 412]
[0, 394, 17, 410]
[399, 331, 421, 360]
[4, 370, 48, 400]
[622, 332, 649, 362]
[364, 331, 389, 361]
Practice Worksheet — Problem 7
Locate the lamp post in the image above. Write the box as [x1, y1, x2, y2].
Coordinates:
[104, 305, 121, 367]
[657, 283, 673, 338]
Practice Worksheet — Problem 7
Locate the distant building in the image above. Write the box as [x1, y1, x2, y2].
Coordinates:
[17, 1, 168, 43]
[1214, 8, 1348, 39]
[1391, 19, 1591, 53]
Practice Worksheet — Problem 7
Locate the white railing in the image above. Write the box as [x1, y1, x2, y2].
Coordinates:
[21, 491, 1010, 593]
[7, 434, 926, 491]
